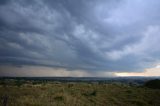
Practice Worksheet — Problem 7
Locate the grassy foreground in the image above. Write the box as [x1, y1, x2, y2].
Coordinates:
[0, 80, 160, 106]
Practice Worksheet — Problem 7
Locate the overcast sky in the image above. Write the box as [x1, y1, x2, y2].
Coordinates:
[1, 0, 160, 77]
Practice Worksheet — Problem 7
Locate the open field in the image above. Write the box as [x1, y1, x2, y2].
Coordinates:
[0, 79, 160, 106]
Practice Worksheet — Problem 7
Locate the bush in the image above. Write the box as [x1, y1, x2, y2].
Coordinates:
[144, 79, 160, 89]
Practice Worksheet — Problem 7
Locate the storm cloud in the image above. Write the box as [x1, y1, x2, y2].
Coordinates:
[1, 0, 160, 74]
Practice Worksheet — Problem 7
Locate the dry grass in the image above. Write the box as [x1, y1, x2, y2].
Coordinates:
[0, 81, 160, 106]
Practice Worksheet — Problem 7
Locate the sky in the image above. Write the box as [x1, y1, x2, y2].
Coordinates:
[0, 0, 160, 77]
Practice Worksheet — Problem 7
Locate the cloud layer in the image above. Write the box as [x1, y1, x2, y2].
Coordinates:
[1, 0, 160, 73]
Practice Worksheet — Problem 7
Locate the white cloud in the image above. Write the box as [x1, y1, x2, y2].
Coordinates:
[105, 25, 160, 62]
[7, 42, 23, 50]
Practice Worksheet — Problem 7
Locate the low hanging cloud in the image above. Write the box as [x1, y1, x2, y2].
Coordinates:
[1, 0, 160, 75]
[0, 65, 115, 77]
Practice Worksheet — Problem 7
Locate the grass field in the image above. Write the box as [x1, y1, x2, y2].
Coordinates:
[0, 80, 160, 106]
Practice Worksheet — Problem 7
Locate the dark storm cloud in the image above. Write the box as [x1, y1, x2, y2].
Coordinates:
[1, 0, 160, 72]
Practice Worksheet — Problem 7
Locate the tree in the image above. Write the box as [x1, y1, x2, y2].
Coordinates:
[144, 79, 160, 89]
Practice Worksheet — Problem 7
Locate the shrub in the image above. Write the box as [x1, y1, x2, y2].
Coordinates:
[82, 90, 97, 96]
[144, 79, 160, 89]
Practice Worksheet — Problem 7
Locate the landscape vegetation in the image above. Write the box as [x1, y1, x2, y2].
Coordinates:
[0, 78, 160, 106]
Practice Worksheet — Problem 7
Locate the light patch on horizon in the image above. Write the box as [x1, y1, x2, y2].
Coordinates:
[116, 64, 160, 77]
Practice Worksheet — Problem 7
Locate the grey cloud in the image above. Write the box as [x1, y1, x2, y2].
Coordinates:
[0, 0, 160, 73]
